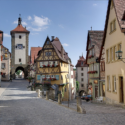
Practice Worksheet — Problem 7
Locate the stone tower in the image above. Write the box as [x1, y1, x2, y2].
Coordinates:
[10, 16, 30, 79]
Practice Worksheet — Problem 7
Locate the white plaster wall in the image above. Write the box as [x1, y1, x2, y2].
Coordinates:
[15, 33, 26, 64]
[76, 67, 88, 92]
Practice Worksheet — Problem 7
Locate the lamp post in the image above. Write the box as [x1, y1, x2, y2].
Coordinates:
[115, 50, 123, 60]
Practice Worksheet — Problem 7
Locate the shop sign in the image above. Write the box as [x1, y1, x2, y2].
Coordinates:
[94, 80, 98, 84]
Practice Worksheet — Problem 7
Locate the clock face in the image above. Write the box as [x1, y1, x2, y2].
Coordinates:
[18, 44, 23, 49]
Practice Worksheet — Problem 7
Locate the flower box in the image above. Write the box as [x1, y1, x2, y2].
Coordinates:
[48, 64, 50, 67]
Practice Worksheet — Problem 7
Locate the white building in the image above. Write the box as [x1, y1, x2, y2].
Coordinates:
[75, 55, 88, 96]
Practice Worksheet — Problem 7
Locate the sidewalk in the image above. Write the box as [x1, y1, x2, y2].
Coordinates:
[0, 81, 10, 96]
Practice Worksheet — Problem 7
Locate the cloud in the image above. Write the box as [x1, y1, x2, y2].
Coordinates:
[31, 33, 39, 35]
[93, 4, 97, 6]
[62, 43, 69, 47]
[4, 33, 10, 37]
[13, 20, 27, 25]
[32, 15, 50, 27]
[27, 26, 48, 32]
[58, 24, 64, 29]
[28, 16, 32, 20]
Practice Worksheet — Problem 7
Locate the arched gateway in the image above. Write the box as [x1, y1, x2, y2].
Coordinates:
[10, 15, 30, 79]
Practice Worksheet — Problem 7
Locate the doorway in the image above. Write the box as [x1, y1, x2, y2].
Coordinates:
[119, 77, 124, 103]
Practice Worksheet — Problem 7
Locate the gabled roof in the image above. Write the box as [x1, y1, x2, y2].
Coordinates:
[52, 37, 69, 62]
[76, 55, 88, 67]
[31, 47, 42, 64]
[86, 31, 104, 62]
[102, 0, 125, 47]
[36, 36, 70, 63]
[10, 24, 30, 34]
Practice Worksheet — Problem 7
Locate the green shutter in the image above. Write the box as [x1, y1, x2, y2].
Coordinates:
[37, 75, 41, 80]
[55, 75, 59, 80]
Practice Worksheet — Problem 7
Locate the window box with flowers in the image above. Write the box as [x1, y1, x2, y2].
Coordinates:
[88, 55, 94, 59]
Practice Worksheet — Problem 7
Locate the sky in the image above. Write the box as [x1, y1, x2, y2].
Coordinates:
[0, 0, 108, 66]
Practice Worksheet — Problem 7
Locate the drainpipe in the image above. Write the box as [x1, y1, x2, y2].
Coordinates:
[99, 58, 100, 97]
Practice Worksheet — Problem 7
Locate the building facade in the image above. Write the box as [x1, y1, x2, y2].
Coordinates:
[86, 31, 104, 100]
[0, 30, 3, 86]
[76, 55, 88, 96]
[103, 0, 125, 105]
[1, 46, 11, 81]
[10, 16, 30, 79]
[35, 36, 72, 101]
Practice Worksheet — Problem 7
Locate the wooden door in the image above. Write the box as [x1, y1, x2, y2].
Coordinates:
[95, 86, 98, 98]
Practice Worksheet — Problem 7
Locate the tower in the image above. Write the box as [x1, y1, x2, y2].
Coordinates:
[10, 15, 30, 79]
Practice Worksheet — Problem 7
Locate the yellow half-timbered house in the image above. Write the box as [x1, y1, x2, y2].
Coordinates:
[36, 36, 71, 100]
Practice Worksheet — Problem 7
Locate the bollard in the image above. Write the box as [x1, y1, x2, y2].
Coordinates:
[37, 89, 40, 97]
[77, 96, 86, 114]
[46, 91, 49, 100]
[58, 93, 61, 104]
[41, 91, 44, 98]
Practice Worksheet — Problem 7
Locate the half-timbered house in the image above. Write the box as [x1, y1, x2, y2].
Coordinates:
[99, 47, 105, 101]
[36, 36, 72, 100]
[86, 31, 104, 100]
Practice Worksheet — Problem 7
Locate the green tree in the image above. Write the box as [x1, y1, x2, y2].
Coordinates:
[76, 81, 79, 92]
[16, 70, 21, 75]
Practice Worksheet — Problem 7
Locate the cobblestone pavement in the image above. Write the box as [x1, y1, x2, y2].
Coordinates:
[0, 80, 125, 125]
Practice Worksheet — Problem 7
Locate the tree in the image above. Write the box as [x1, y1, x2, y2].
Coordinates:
[76, 81, 79, 92]
[16, 70, 21, 75]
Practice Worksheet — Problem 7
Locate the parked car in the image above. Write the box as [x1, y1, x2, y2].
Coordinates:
[81, 95, 87, 100]
[85, 95, 92, 102]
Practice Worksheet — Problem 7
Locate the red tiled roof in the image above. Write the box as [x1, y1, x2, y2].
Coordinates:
[85, 31, 104, 64]
[10, 24, 30, 34]
[52, 37, 69, 62]
[76, 55, 88, 67]
[31, 47, 42, 64]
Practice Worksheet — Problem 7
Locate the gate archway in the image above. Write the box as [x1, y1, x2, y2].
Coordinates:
[15, 67, 25, 79]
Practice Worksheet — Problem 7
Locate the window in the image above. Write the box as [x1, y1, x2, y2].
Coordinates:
[1, 63, 5, 69]
[81, 73, 84, 76]
[61, 75, 63, 80]
[107, 49, 110, 63]
[19, 35, 21, 39]
[110, 48, 114, 61]
[81, 78, 84, 82]
[81, 84, 84, 87]
[45, 52, 51, 56]
[94, 64, 96, 71]
[92, 49, 94, 56]
[107, 76, 111, 91]
[47, 41, 50, 44]
[81, 61, 83, 66]
[19, 58, 21, 62]
[110, 19, 116, 33]
[113, 76, 116, 92]
[61, 62, 63, 66]
[81, 68, 83, 71]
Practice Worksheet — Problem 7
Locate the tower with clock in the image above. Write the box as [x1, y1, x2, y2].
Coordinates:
[10, 15, 30, 79]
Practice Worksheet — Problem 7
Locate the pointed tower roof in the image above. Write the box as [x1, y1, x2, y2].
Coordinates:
[75, 54, 88, 67]
[10, 15, 30, 35]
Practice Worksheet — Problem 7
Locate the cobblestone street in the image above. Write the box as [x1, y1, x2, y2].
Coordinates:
[0, 80, 125, 125]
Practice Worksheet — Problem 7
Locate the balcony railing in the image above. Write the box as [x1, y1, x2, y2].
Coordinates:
[88, 71, 98, 74]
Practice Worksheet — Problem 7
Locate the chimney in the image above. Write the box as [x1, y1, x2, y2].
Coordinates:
[61, 45, 64, 58]
[51, 36, 55, 41]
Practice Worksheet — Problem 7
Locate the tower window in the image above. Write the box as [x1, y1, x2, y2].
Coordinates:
[19, 58, 21, 62]
[19, 35, 21, 39]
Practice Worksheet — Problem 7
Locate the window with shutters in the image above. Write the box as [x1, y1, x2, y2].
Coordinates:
[1, 63, 5, 69]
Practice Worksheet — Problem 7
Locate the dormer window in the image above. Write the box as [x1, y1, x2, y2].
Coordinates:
[19, 35, 21, 39]
[110, 19, 116, 33]
[47, 41, 50, 44]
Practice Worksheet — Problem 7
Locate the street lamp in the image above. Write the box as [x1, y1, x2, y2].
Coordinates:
[115, 50, 123, 59]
